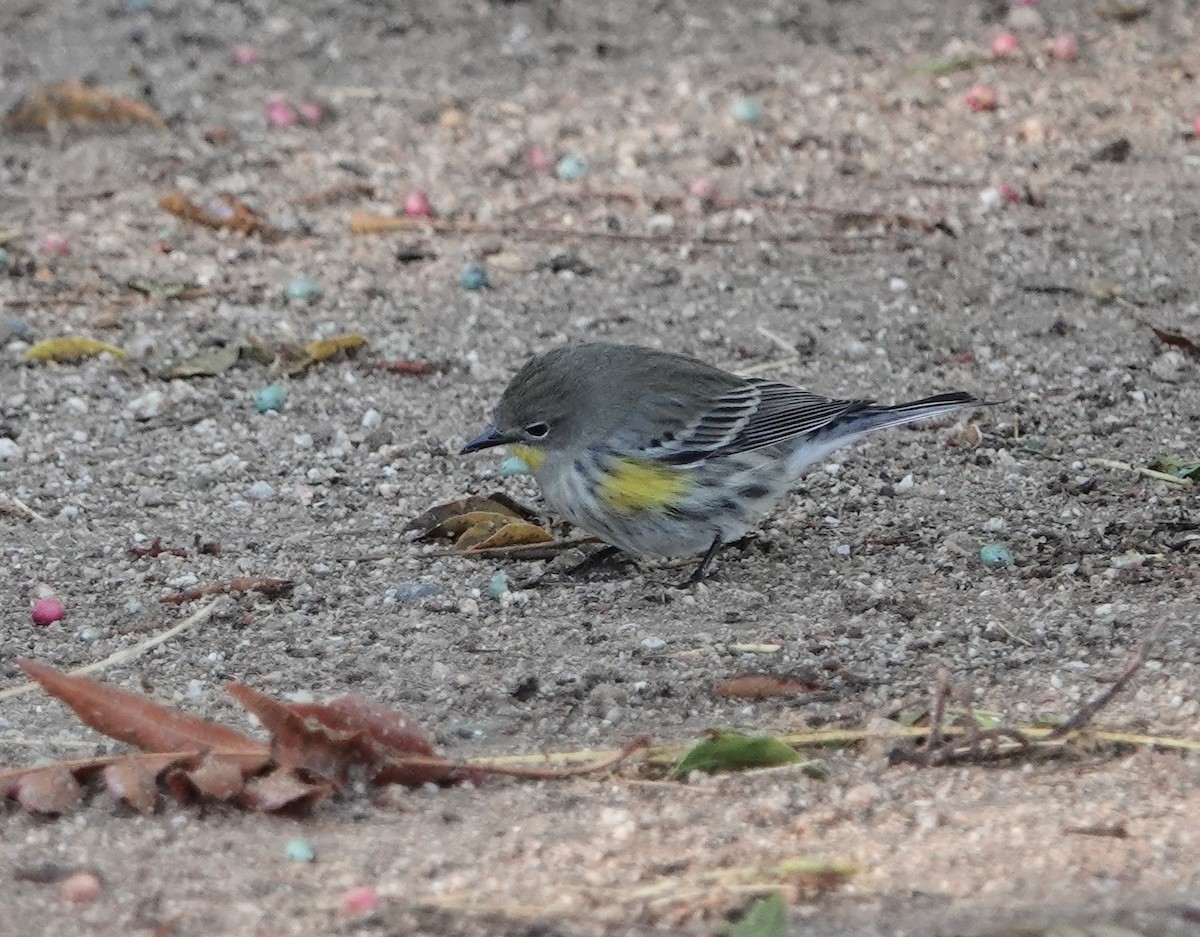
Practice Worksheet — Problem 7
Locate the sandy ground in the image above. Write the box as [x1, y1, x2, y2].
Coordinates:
[2, 0, 1199, 934]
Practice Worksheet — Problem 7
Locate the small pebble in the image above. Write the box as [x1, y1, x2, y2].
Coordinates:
[392, 582, 441, 602]
[38, 233, 71, 256]
[246, 480, 276, 501]
[990, 32, 1020, 57]
[1022, 436, 1045, 452]
[32, 597, 65, 626]
[283, 838, 316, 863]
[500, 455, 532, 477]
[689, 177, 720, 200]
[731, 97, 763, 124]
[486, 571, 510, 600]
[60, 871, 102, 904]
[966, 84, 998, 112]
[0, 438, 24, 461]
[230, 43, 261, 66]
[404, 189, 432, 217]
[1193, 115, 1200, 139]
[265, 93, 297, 128]
[0, 248, 9, 269]
[526, 144, 555, 173]
[459, 263, 488, 291]
[296, 100, 328, 126]
[556, 154, 587, 181]
[979, 543, 1014, 567]
[641, 636, 667, 651]
[1049, 33, 1078, 62]
[341, 886, 379, 917]
[361, 408, 381, 429]
[285, 276, 323, 303]
[255, 384, 287, 413]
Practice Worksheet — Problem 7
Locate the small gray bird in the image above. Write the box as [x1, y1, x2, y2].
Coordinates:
[463, 342, 981, 582]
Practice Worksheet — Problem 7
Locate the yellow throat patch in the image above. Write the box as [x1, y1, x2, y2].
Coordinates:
[509, 444, 546, 472]
[598, 458, 693, 514]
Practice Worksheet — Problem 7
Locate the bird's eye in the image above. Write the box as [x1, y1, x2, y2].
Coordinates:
[524, 421, 550, 438]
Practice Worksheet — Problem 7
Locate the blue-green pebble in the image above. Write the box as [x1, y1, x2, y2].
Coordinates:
[0, 248, 9, 270]
[255, 383, 287, 413]
[285, 276, 323, 303]
[459, 263, 488, 291]
[284, 838, 315, 863]
[555, 154, 587, 182]
[486, 571, 510, 600]
[979, 542, 1014, 567]
[499, 455, 533, 477]
[1022, 437, 1045, 452]
[731, 97, 764, 124]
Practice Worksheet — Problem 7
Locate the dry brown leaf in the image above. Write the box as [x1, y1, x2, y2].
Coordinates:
[159, 191, 281, 240]
[466, 521, 554, 552]
[284, 694, 436, 759]
[18, 659, 270, 772]
[4, 80, 167, 132]
[101, 757, 160, 815]
[306, 333, 367, 362]
[160, 343, 243, 379]
[181, 753, 247, 801]
[713, 673, 826, 701]
[1150, 325, 1200, 360]
[227, 683, 367, 781]
[406, 493, 538, 536]
[238, 766, 331, 813]
[14, 765, 82, 815]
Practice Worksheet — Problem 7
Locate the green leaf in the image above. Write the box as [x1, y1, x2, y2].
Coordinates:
[160, 343, 243, 379]
[1148, 456, 1200, 481]
[914, 55, 976, 76]
[719, 893, 786, 937]
[672, 731, 800, 778]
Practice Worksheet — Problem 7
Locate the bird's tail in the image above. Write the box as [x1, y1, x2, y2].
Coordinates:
[840, 391, 982, 435]
[784, 391, 983, 480]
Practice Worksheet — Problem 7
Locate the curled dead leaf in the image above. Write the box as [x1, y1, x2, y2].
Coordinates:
[25, 336, 126, 363]
[714, 673, 826, 701]
[159, 191, 281, 240]
[4, 80, 167, 133]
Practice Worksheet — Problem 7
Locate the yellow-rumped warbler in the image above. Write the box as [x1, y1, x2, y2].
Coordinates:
[462, 342, 982, 582]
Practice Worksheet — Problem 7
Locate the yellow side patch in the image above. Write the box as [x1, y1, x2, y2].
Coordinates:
[509, 444, 546, 472]
[599, 458, 693, 514]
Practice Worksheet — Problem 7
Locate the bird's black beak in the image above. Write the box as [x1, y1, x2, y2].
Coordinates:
[460, 425, 513, 455]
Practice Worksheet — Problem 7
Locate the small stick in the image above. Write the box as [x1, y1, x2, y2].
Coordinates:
[1047, 623, 1163, 740]
[1086, 457, 1193, 486]
[1, 496, 49, 523]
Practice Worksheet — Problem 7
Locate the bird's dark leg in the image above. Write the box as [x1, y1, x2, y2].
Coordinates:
[676, 535, 723, 587]
[566, 544, 627, 578]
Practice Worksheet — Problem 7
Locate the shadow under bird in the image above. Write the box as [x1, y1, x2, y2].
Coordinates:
[462, 342, 983, 583]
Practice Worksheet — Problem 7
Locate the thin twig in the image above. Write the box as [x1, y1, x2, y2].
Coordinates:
[1086, 457, 1194, 486]
[923, 667, 951, 758]
[1, 496, 49, 523]
[0, 599, 221, 702]
[1047, 623, 1164, 740]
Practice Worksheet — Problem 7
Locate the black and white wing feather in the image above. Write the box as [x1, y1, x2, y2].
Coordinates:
[649, 379, 870, 464]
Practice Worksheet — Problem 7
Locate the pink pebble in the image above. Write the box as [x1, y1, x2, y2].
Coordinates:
[997, 183, 1022, 204]
[32, 598, 65, 626]
[341, 886, 379, 916]
[229, 43, 261, 66]
[61, 871, 101, 904]
[526, 144, 555, 174]
[990, 32, 1020, 58]
[38, 233, 71, 257]
[1016, 0, 1037, 5]
[688, 177, 720, 200]
[1049, 34, 1079, 62]
[1193, 115, 1200, 138]
[296, 100, 327, 126]
[404, 189, 432, 217]
[265, 94, 297, 128]
[965, 83, 998, 112]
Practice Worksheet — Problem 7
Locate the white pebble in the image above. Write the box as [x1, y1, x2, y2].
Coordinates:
[246, 480, 276, 501]
[982, 517, 1005, 533]
[0, 438, 24, 461]
[895, 473, 915, 491]
[361, 408, 382, 429]
[641, 637, 667, 651]
[126, 389, 166, 420]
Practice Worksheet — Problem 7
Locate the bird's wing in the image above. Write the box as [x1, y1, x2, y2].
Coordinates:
[647, 379, 869, 463]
